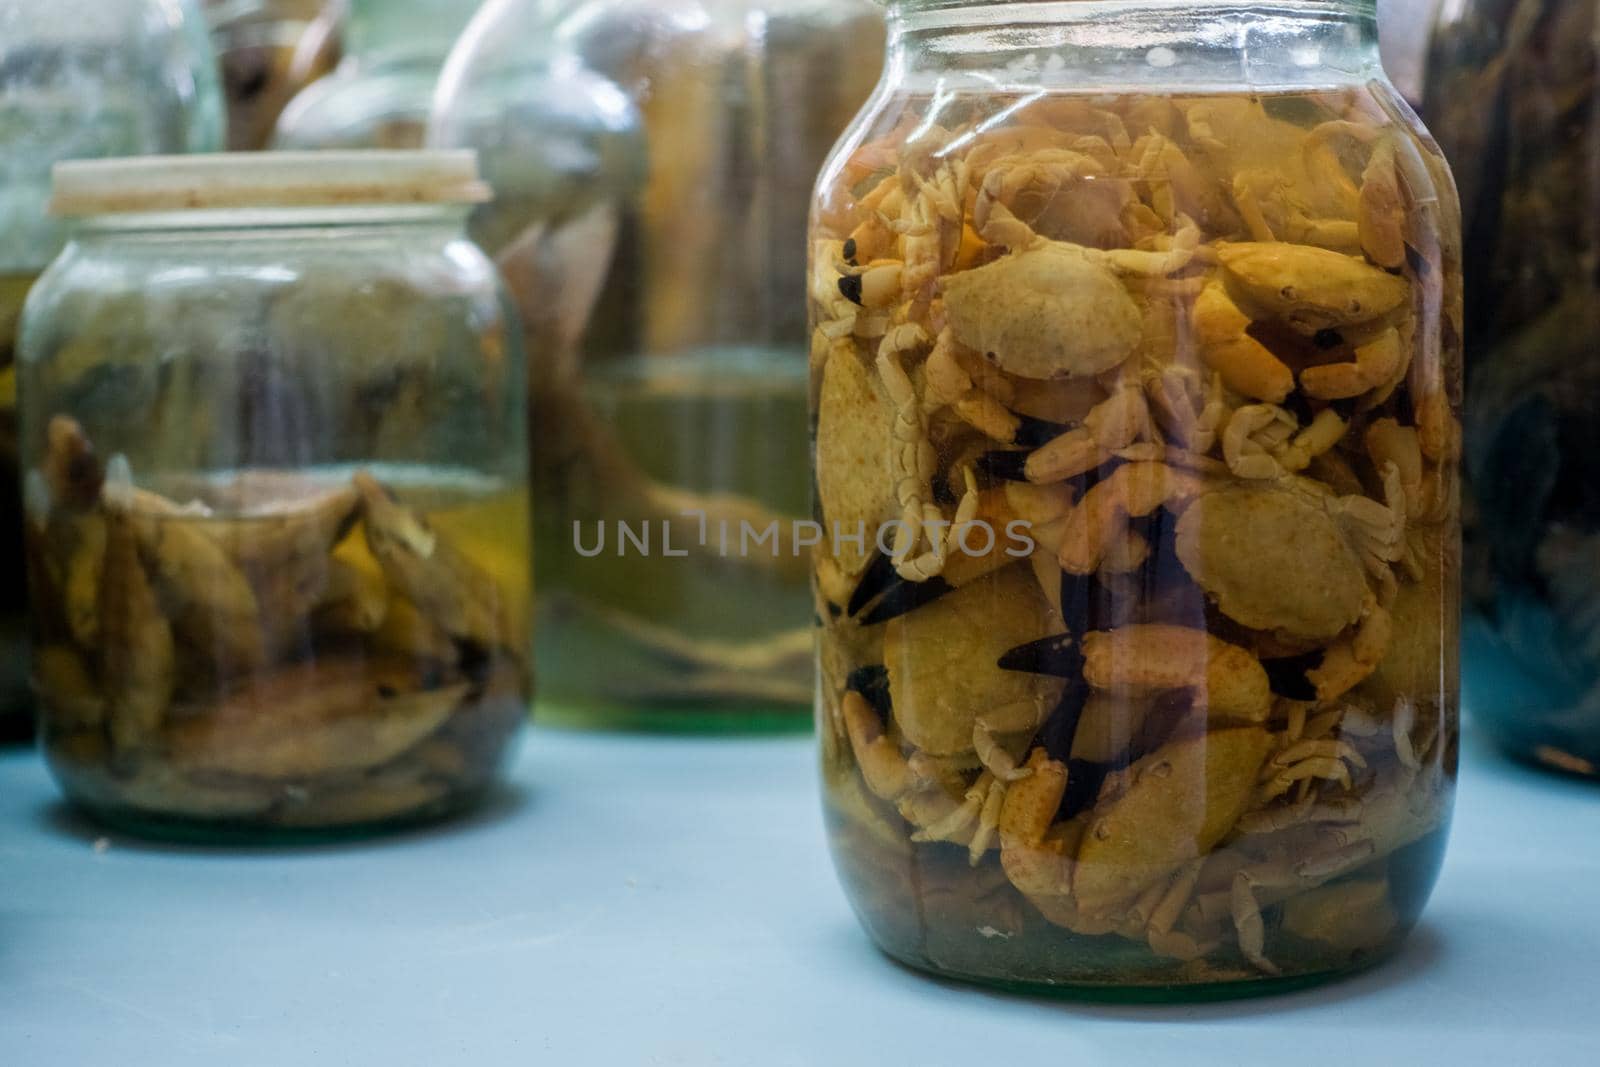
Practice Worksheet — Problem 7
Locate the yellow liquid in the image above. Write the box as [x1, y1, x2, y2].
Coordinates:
[536, 346, 814, 726]
[0, 271, 35, 380]
[428, 484, 534, 625]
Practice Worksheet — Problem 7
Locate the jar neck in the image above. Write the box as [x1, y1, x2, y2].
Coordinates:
[345, 0, 477, 69]
[884, 1, 1383, 92]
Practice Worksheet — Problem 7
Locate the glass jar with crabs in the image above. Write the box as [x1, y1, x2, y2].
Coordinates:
[18, 152, 531, 839]
[811, 0, 1462, 993]
[1426, 1, 1600, 778]
[1, 0, 225, 742]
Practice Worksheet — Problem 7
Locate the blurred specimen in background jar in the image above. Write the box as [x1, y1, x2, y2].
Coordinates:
[1427, 2, 1600, 777]
[274, 0, 476, 149]
[811, 0, 1463, 992]
[0, 0, 223, 741]
[431, 0, 885, 728]
[19, 153, 531, 838]
[1376, 0, 1439, 105]
[203, 0, 343, 150]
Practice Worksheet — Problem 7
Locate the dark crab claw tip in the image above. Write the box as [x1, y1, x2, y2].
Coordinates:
[1124, 513, 1158, 542]
[846, 551, 900, 617]
[1061, 758, 1124, 820]
[857, 575, 955, 626]
[1262, 651, 1324, 702]
[842, 237, 858, 263]
[1012, 414, 1070, 448]
[1282, 389, 1316, 426]
[1059, 571, 1103, 634]
[998, 634, 1086, 679]
[1329, 397, 1360, 421]
[976, 449, 1031, 482]
[846, 664, 892, 720]
[1404, 243, 1430, 275]
[838, 273, 864, 305]
[1034, 679, 1090, 759]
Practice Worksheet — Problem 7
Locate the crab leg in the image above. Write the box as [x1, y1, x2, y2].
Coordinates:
[1193, 279, 1296, 403]
[1057, 462, 1208, 575]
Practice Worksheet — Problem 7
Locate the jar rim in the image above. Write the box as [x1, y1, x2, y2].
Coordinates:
[49, 150, 493, 218]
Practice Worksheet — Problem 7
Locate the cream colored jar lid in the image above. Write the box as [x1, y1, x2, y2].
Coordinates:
[50, 150, 492, 217]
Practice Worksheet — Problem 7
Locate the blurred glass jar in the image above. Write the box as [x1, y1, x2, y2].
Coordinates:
[203, 0, 343, 150]
[1427, 2, 1600, 778]
[273, 0, 479, 149]
[430, 0, 885, 729]
[1377, 0, 1438, 105]
[18, 152, 532, 839]
[0, 0, 224, 741]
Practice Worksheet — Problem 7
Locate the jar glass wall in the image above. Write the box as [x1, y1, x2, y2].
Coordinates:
[0, 0, 224, 741]
[430, 0, 885, 729]
[273, 0, 478, 148]
[1427, 1, 1600, 778]
[18, 153, 531, 839]
[811, 0, 1462, 993]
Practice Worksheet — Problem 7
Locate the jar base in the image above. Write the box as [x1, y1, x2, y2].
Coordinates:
[869, 936, 1405, 1004]
[56, 784, 499, 847]
[826, 799, 1449, 1002]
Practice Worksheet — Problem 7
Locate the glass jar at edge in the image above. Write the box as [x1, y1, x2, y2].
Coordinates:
[1425, 1, 1600, 780]
[810, 0, 1462, 994]
[0, 0, 225, 742]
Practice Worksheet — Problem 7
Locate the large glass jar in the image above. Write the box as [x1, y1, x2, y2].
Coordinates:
[18, 152, 531, 839]
[204, 0, 343, 150]
[431, 0, 886, 728]
[0, 0, 225, 742]
[1427, 2, 1600, 778]
[273, 0, 479, 149]
[811, 0, 1462, 993]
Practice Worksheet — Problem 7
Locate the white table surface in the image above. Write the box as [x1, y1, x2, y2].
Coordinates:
[3, 721, 1597, 1066]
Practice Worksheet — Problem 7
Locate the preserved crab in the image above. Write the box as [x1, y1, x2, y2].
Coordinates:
[845, 565, 1067, 860]
[27, 419, 531, 833]
[812, 88, 1460, 988]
